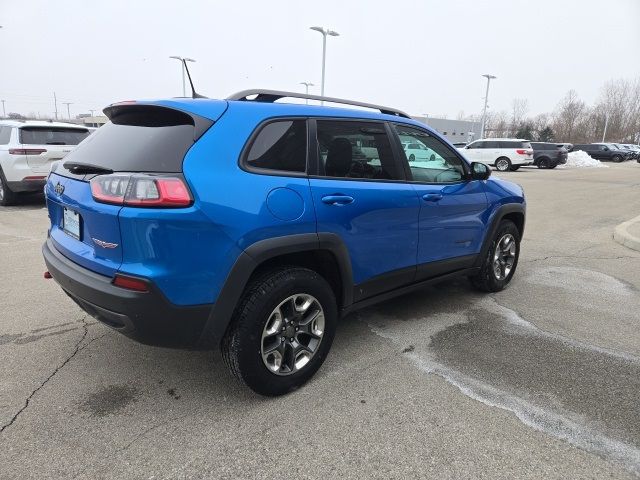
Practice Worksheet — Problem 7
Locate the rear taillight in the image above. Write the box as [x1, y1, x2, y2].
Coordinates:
[516, 149, 532, 155]
[112, 274, 149, 292]
[9, 148, 47, 155]
[90, 174, 192, 208]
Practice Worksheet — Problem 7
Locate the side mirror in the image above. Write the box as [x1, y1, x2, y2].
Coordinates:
[470, 162, 491, 180]
[603, 146, 609, 151]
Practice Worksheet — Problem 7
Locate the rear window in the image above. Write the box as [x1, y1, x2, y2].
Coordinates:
[58, 105, 210, 173]
[20, 127, 89, 145]
[531, 142, 555, 150]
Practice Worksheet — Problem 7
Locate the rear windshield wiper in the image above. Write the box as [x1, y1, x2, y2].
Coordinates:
[63, 161, 113, 175]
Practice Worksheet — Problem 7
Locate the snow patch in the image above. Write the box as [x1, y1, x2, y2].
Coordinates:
[562, 150, 608, 168]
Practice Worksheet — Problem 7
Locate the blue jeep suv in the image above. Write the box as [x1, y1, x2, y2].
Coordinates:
[42, 90, 525, 396]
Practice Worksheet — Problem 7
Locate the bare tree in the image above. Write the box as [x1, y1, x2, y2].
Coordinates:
[511, 98, 529, 133]
[552, 90, 587, 142]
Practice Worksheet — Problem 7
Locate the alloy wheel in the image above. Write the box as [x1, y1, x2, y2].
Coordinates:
[496, 159, 509, 171]
[261, 294, 325, 376]
[493, 234, 516, 280]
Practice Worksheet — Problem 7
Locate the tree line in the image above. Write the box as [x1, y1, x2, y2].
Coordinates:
[484, 77, 640, 144]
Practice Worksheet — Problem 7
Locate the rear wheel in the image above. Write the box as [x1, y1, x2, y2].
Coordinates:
[612, 155, 623, 163]
[469, 220, 520, 292]
[222, 267, 337, 396]
[537, 158, 550, 169]
[0, 167, 17, 206]
[409, 154, 415, 161]
[495, 157, 511, 172]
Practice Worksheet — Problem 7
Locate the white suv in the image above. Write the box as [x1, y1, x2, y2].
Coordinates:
[457, 138, 533, 171]
[0, 121, 90, 205]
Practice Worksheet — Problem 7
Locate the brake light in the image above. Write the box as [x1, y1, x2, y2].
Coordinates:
[516, 149, 532, 155]
[9, 148, 47, 155]
[112, 274, 149, 292]
[90, 174, 192, 208]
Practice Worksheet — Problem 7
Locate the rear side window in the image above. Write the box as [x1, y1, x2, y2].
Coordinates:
[58, 105, 209, 173]
[532, 143, 554, 150]
[0, 126, 11, 145]
[20, 127, 89, 145]
[483, 141, 500, 148]
[246, 120, 307, 173]
[315, 120, 401, 180]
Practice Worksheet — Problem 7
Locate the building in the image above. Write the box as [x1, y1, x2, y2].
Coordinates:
[411, 116, 481, 144]
[75, 114, 108, 128]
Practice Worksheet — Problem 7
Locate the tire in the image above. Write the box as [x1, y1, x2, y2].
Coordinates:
[612, 155, 623, 163]
[469, 220, 520, 292]
[495, 157, 511, 172]
[409, 154, 415, 161]
[537, 158, 550, 169]
[509, 165, 520, 171]
[549, 164, 558, 169]
[222, 266, 337, 396]
[0, 167, 17, 206]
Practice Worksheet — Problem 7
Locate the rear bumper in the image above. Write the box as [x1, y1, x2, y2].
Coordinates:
[7, 178, 46, 193]
[42, 237, 212, 348]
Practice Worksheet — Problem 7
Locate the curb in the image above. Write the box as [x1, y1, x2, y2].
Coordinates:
[613, 214, 640, 252]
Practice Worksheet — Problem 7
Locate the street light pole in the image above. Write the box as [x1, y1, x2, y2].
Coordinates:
[310, 27, 339, 103]
[63, 102, 73, 120]
[479, 74, 496, 139]
[169, 56, 196, 97]
[602, 112, 609, 142]
[299, 82, 315, 104]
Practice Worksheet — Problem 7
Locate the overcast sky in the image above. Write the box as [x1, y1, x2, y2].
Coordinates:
[1, 0, 639, 120]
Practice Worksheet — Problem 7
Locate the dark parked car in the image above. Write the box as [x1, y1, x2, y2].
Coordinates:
[530, 142, 569, 169]
[571, 143, 630, 162]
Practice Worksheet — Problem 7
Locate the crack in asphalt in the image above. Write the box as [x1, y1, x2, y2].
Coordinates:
[522, 255, 640, 263]
[0, 316, 92, 434]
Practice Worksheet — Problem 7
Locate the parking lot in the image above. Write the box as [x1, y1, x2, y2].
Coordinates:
[1, 163, 639, 479]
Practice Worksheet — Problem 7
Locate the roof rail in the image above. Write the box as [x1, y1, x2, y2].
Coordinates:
[226, 89, 410, 119]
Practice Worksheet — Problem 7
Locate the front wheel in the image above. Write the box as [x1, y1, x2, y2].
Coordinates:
[469, 220, 520, 292]
[495, 157, 512, 172]
[222, 267, 337, 396]
[0, 167, 17, 206]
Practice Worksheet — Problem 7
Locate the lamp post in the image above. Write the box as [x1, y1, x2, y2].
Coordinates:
[309, 27, 339, 102]
[63, 102, 73, 120]
[169, 56, 196, 97]
[479, 74, 496, 139]
[299, 82, 315, 103]
[602, 112, 609, 142]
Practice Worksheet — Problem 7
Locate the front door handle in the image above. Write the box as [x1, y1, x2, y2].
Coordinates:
[321, 194, 354, 206]
[422, 193, 443, 202]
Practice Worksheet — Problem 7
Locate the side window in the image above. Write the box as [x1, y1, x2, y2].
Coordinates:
[246, 120, 307, 173]
[0, 127, 11, 145]
[315, 120, 401, 180]
[484, 141, 500, 148]
[394, 124, 466, 184]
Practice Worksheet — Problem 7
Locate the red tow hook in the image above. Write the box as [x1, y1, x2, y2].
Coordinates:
[44, 271, 52, 279]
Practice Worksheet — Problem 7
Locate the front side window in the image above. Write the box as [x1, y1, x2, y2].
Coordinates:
[246, 120, 307, 173]
[394, 124, 466, 183]
[315, 120, 401, 180]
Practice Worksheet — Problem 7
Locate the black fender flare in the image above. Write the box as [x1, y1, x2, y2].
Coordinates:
[198, 232, 353, 348]
[474, 204, 526, 268]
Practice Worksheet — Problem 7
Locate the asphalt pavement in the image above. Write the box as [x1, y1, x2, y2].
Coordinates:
[1, 162, 639, 479]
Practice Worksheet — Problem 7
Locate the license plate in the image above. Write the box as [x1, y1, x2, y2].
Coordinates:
[62, 208, 81, 240]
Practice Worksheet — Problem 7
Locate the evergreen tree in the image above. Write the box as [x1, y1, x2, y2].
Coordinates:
[537, 126, 555, 142]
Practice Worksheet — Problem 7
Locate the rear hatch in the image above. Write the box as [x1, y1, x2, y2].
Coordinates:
[46, 102, 221, 277]
[20, 126, 90, 173]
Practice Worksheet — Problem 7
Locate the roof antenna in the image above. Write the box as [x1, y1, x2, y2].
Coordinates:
[182, 59, 208, 99]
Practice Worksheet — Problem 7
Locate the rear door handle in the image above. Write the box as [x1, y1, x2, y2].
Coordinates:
[321, 194, 354, 206]
[422, 193, 443, 202]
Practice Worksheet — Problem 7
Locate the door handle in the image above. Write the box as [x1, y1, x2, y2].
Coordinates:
[422, 193, 443, 202]
[321, 194, 354, 206]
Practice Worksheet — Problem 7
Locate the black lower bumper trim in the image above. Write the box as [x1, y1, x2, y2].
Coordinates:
[42, 238, 213, 348]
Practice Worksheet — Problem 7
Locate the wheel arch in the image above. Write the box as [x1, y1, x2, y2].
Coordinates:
[198, 233, 353, 348]
[474, 204, 525, 268]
